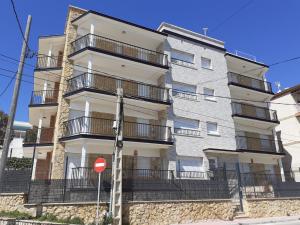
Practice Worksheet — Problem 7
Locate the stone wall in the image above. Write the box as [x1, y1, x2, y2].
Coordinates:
[41, 202, 108, 225]
[123, 200, 235, 225]
[245, 198, 300, 218]
[51, 6, 86, 179]
[0, 194, 35, 216]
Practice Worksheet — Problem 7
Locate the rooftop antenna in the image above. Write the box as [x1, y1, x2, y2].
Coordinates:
[275, 81, 282, 93]
[203, 28, 208, 36]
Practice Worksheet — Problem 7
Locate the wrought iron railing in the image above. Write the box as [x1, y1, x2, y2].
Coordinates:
[174, 128, 201, 137]
[232, 102, 278, 122]
[36, 56, 63, 70]
[24, 127, 54, 144]
[70, 33, 168, 67]
[30, 90, 59, 105]
[66, 72, 170, 103]
[228, 72, 273, 93]
[236, 136, 283, 153]
[62, 116, 172, 142]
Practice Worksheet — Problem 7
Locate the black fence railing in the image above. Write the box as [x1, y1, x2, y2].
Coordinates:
[0, 168, 31, 193]
[62, 116, 172, 143]
[30, 90, 58, 105]
[232, 102, 278, 122]
[36, 56, 63, 70]
[228, 72, 273, 93]
[66, 72, 170, 103]
[24, 127, 54, 144]
[236, 136, 283, 153]
[70, 33, 168, 67]
[2, 168, 300, 204]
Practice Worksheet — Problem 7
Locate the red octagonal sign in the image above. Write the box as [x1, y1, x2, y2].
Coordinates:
[94, 158, 106, 173]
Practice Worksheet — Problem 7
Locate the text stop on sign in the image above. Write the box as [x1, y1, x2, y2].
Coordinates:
[94, 158, 106, 173]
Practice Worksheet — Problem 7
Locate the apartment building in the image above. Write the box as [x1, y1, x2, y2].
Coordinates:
[23, 5, 285, 180]
[271, 85, 300, 172]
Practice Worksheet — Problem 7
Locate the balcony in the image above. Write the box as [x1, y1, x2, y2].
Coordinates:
[23, 127, 54, 146]
[236, 136, 283, 154]
[61, 116, 173, 145]
[29, 90, 58, 107]
[69, 34, 168, 69]
[65, 72, 170, 105]
[35, 56, 63, 71]
[232, 102, 279, 128]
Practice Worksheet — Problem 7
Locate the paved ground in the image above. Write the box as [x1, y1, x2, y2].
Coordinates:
[171, 216, 300, 225]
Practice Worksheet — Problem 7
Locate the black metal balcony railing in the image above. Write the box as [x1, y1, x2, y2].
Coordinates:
[232, 102, 278, 122]
[70, 33, 168, 67]
[71, 167, 173, 181]
[24, 127, 54, 144]
[174, 128, 201, 137]
[62, 116, 172, 142]
[36, 56, 63, 70]
[66, 72, 170, 103]
[228, 72, 273, 93]
[236, 136, 283, 153]
[30, 90, 59, 105]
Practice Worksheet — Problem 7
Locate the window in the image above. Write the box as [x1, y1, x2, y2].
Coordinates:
[172, 82, 197, 100]
[171, 49, 194, 64]
[203, 88, 216, 101]
[174, 117, 201, 136]
[207, 122, 219, 135]
[177, 157, 204, 172]
[201, 57, 212, 69]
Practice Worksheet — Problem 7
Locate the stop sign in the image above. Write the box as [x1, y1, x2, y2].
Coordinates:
[94, 158, 106, 173]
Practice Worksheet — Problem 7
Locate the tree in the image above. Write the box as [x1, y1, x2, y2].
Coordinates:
[0, 110, 9, 148]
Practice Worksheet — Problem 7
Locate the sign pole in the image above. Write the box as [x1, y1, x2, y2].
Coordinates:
[96, 172, 101, 225]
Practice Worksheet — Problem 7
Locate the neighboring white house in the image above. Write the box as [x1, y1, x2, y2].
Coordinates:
[4, 121, 32, 158]
[271, 84, 300, 172]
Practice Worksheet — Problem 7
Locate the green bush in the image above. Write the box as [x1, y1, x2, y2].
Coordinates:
[7, 157, 32, 169]
[0, 210, 32, 220]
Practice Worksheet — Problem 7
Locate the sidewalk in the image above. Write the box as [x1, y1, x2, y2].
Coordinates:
[171, 216, 300, 225]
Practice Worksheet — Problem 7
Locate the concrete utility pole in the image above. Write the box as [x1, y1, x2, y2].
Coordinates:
[0, 15, 32, 184]
[110, 88, 124, 225]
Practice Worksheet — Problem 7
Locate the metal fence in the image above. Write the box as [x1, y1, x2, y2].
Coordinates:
[62, 117, 172, 143]
[0, 219, 67, 225]
[228, 72, 273, 93]
[0, 168, 31, 193]
[36, 56, 62, 70]
[70, 34, 168, 67]
[30, 90, 58, 105]
[232, 102, 278, 122]
[66, 72, 170, 103]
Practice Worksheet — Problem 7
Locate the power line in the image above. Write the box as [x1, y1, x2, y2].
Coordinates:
[0, 72, 16, 97]
[211, 0, 255, 33]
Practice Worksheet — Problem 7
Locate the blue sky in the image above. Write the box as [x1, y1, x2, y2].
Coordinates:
[0, 0, 299, 121]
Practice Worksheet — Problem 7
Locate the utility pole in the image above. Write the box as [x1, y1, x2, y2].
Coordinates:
[0, 15, 32, 184]
[109, 88, 124, 225]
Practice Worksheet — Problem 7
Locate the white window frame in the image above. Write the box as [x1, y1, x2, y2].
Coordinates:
[171, 49, 195, 64]
[203, 88, 216, 102]
[207, 121, 219, 136]
[201, 57, 212, 70]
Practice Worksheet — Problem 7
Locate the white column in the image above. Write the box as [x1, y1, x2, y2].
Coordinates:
[278, 159, 286, 182]
[42, 81, 48, 104]
[84, 99, 90, 133]
[87, 59, 92, 87]
[81, 142, 87, 168]
[32, 117, 43, 180]
[47, 48, 52, 67]
[89, 24, 94, 47]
